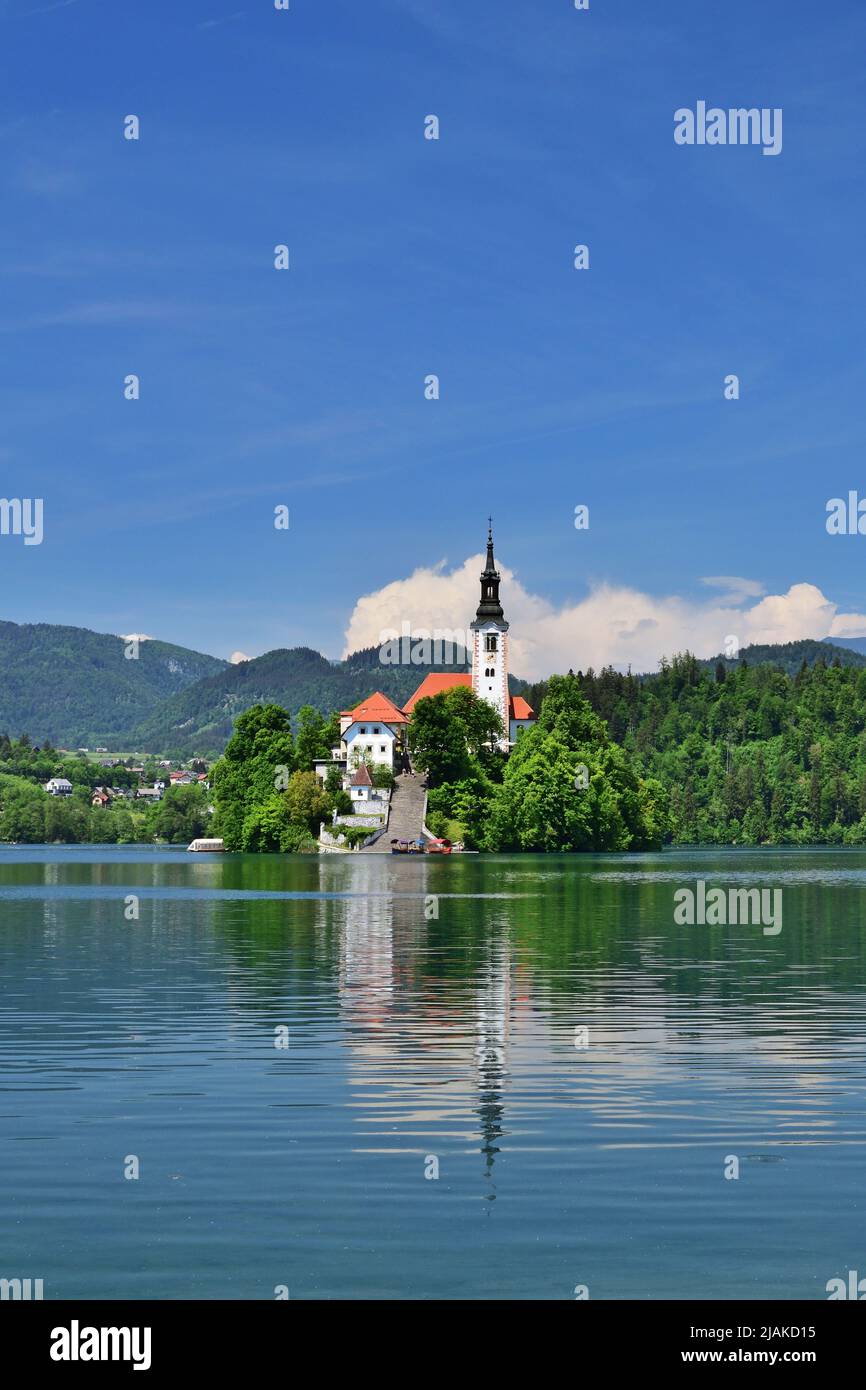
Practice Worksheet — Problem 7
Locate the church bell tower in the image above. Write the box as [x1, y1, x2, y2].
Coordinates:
[470, 521, 510, 742]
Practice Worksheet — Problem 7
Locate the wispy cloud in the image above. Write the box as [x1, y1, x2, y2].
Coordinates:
[700, 576, 767, 604]
[14, 0, 82, 16]
[197, 10, 245, 30]
[0, 299, 241, 331]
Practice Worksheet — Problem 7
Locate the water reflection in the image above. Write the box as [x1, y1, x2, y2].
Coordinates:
[2, 846, 866, 1298]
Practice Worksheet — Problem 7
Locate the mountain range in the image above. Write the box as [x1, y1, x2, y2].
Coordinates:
[1, 618, 864, 756]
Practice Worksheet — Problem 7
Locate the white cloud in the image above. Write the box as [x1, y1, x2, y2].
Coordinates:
[343, 555, 866, 678]
[229, 650, 250, 664]
[828, 613, 866, 640]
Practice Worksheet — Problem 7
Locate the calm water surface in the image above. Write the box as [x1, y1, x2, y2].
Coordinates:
[1, 844, 864, 1300]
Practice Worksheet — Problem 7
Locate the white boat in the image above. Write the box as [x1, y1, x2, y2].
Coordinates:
[186, 837, 225, 853]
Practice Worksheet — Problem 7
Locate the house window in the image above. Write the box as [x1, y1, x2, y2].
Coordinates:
[380, 745, 386, 753]
[485, 633, 497, 653]
[373, 726, 380, 734]
[360, 727, 367, 734]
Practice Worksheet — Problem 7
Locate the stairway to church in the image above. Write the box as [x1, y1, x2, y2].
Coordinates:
[361, 771, 427, 852]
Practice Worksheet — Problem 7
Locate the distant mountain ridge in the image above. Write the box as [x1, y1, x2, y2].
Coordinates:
[1, 618, 863, 756]
[0, 620, 226, 746]
[822, 636, 866, 660]
[125, 645, 476, 755]
[708, 639, 866, 675]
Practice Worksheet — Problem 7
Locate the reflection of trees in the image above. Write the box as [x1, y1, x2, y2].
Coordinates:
[64, 848, 866, 1132]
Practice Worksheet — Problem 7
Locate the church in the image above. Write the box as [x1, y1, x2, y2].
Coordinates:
[402, 523, 535, 749]
[338, 525, 535, 769]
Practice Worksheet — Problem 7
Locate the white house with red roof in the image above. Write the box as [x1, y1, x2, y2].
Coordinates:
[340, 691, 408, 769]
[346, 761, 391, 811]
[402, 524, 536, 750]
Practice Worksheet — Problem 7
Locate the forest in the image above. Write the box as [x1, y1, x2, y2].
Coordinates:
[6, 646, 866, 848]
[545, 651, 866, 844]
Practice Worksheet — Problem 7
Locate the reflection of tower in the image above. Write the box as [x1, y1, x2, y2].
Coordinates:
[473, 931, 511, 1184]
[335, 858, 394, 1022]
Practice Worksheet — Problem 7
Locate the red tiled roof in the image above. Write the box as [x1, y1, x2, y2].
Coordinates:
[403, 672, 471, 714]
[344, 691, 408, 725]
[403, 674, 536, 723]
[350, 763, 373, 786]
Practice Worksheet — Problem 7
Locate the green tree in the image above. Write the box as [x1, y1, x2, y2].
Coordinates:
[210, 704, 296, 850]
[295, 705, 333, 769]
[284, 770, 330, 836]
[151, 785, 211, 844]
[409, 687, 503, 785]
[484, 677, 667, 852]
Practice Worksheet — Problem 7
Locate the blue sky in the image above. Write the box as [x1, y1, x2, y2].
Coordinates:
[1, 0, 865, 670]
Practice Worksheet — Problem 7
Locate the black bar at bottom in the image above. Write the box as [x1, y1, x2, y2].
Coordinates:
[0, 1299, 859, 1376]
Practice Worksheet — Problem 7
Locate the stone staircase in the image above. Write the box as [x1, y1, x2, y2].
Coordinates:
[361, 772, 427, 852]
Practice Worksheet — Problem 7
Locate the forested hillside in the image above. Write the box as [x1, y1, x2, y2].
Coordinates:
[0, 620, 225, 746]
[568, 648, 866, 843]
[126, 645, 478, 755]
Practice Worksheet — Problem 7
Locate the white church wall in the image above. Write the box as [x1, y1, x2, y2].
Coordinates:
[471, 624, 509, 741]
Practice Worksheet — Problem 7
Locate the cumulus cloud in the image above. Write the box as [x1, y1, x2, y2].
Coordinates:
[343, 554, 866, 679]
[229, 650, 250, 665]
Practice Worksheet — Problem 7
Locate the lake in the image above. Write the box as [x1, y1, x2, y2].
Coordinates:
[1, 844, 864, 1300]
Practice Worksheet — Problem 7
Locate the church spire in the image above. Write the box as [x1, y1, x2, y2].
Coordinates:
[485, 517, 495, 570]
[474, 519, 506, 624]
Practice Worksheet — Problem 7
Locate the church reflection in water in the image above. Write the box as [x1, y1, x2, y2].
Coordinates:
[314, 856, 514, 1187]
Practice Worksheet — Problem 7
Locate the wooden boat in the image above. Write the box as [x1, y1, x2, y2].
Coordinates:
[425, 838, 452, 855]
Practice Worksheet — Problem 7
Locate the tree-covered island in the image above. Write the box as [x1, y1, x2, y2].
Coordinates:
[4, 648, 866, 849]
